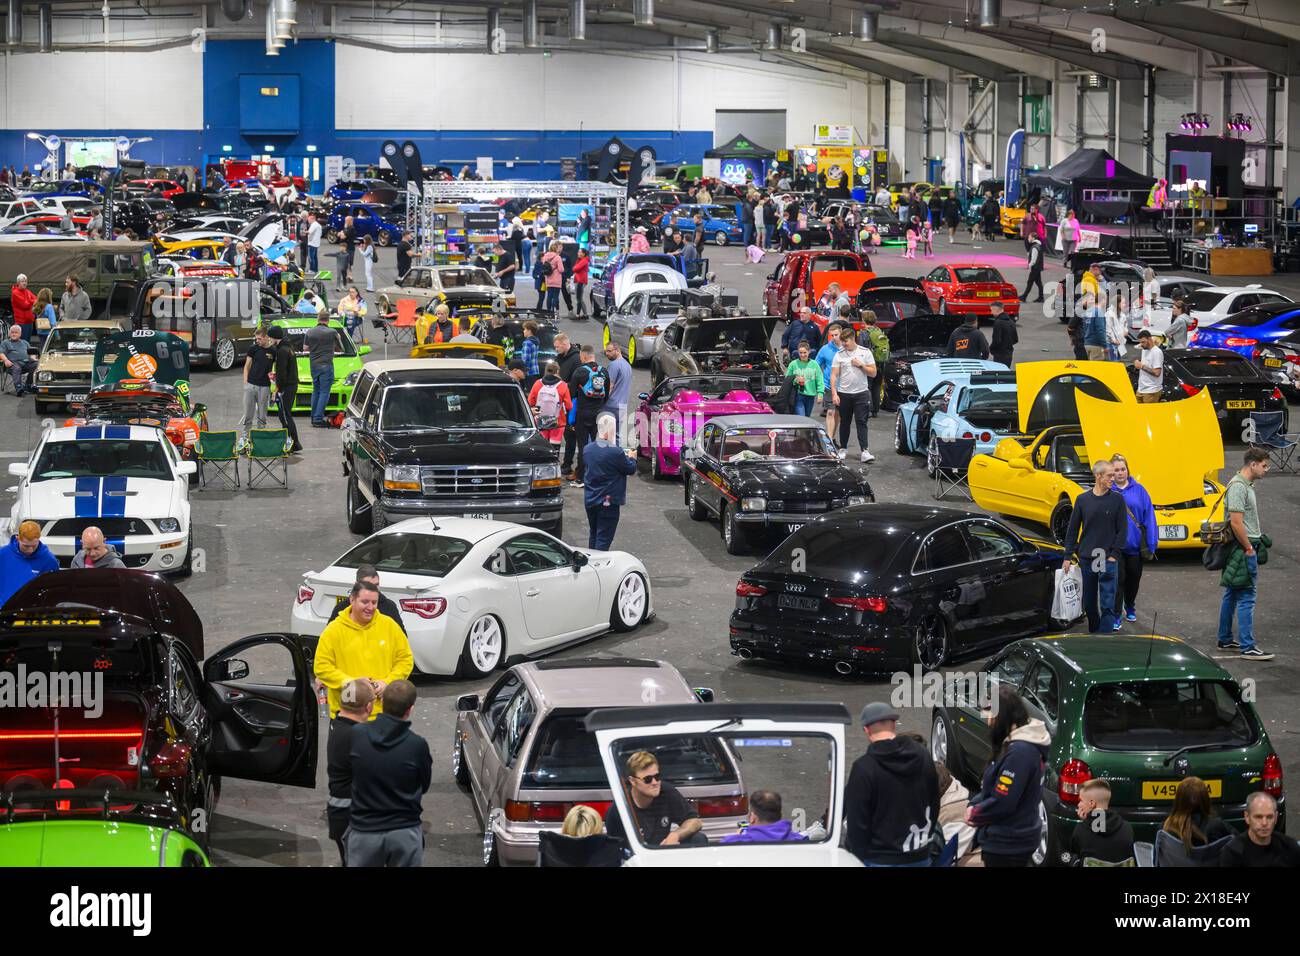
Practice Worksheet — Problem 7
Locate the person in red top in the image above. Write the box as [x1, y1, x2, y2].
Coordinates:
[527, 360, 573, 456]
[10, 274, 36, 342]
[572, 247, 591, 319]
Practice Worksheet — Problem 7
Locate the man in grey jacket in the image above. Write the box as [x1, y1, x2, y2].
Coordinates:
[70, 526, 125, 569]
[0, 324, 36, 394]
[60, 276, 92, 325]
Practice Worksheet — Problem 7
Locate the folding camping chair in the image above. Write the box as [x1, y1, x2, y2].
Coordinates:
[932, 436, 976, 501]
[244, 428, 291, 489]
[383, 299, 419, 356]
[1247, 410, 1298, 473]
[195, 430, 241, 490]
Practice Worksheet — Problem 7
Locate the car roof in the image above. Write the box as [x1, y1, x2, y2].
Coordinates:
[1027, 634, 1229, 681]
[45, 424, 162, 443]
[945, 262, 1001, 270]
[707, 414, 820, 430]
[380, 516, 523, 544]
[517, 658, 697, 711]
[818, 503, 992, 535]
[366, 358, 510, 378]
[1201, 285, 1282, 295]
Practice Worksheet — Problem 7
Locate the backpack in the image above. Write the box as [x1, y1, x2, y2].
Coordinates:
[536, 380, 562, 429]
[866, 326, 890, 364]
[581, 364, 609, 401]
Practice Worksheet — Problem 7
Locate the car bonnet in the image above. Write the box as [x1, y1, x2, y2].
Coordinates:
[1076, 388, 1223, 505]
[1014, 360, 1136, 434]
[910, 358, 1007, 398]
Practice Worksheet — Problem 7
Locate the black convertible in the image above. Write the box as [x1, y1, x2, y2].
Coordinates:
[878, 314, 963, 408]
[729, 504, 1065, 674]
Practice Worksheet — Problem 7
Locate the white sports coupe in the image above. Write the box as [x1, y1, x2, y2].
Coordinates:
[6, 424, 196, 574]
[291, 517, 653, 677]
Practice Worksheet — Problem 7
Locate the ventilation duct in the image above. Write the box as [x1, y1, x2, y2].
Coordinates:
[37, 2, 48, 52]
[274, 0, 295, 41]
[522, 0, 539, 48]
[705, 28, 718, 54]
[978, 0, 999, 29]
[265, 0, 279, 55]
[569, 0, 585, 41]
[220, 0, 249, 21]
[486, 7, 500, 52]
[7, 0, 21, 45]
[859, 10, 878, 42]
[632, 0, 653, 27]
[765, 22, 782, 51]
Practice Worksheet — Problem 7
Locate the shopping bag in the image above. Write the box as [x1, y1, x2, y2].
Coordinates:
[1051, 565, 1084, 622]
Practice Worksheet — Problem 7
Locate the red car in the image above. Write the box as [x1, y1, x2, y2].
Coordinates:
[763, 249, 873, 323]
[127, 178, 184, 198]
[2, 212, 92, 235]
[920, 263, 1019, 318]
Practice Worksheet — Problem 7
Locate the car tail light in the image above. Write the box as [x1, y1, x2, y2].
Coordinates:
[1181, 383, 1202, 396]
[830, 596, 888, 613]
[1263, 753, 1284, 798]
[296, 585, 314, 604]
[643, 326, 659, 336]
[736, 581, 767, 597]
[504, 799, 612, 822]
[961, 431, 974, 439]
[1272, 388, 1284, 401]
[1225, 337, 1258, 347]
[694, 794, 749, 817]
[978, 432, 992, 443]
[400, 597, 447, 619]
[149, 741, 193, 779]
[1058, 758, 1092, 804]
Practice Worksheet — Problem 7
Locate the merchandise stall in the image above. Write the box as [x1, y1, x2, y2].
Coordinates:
[791, 145, 855, 197]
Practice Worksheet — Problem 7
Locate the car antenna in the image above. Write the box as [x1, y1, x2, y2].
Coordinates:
[1144, 611, 1157, 675]
[429, 516, 440, 532]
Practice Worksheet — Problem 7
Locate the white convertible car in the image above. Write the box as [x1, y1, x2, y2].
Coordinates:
[6, 424, 196, 573]
[292, 517, 653, 677]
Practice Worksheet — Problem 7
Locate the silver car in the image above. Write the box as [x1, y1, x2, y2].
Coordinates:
[602, 289, 740, 367]
[454, 657, 744, 866]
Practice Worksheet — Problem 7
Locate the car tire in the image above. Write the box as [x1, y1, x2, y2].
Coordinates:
[175, 528, 195, 578]
[685, 474, 707, 521]
[894, 412, 910, 455]
[651, 449, 664, 480]
[627, 336, 637, 366]
[610, 571, 648, 632]
[370, 492, 388, 534]
[714, 231, 728, 246]
[34, 400, 52, 414]
[459, 614, 506, 679]
[1031, 799, 1059, 867]
[376, 231, 392, 247]
[346, 474, 370, 535]
[721, 501, 747, 555]
[550, 515, 563, 539]
[483, 810, 502, 867]
[1049, 500, 1073, 546]
[926, 435, 941, 479]
[913, 615, 949, 670]
[327, 229, 339, 243]
[602, 324, 611, 348]
[214, 338, 237, 372]
[452, 729, 470, 787]
[930, 712, 961, 777]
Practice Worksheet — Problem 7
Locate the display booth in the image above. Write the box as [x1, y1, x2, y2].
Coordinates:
[703, 133, 776, 187]
[1026, 148, 1154, 219]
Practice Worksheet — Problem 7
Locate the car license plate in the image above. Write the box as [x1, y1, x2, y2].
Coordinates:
[1143, 779, 1221, 800]
[67, 393, 87, 402]
[463, 512, 493, 520]
[1264, 358, 1284, 368]
[1158, 525, 1187, 541]
[784, 522, 805, 533]
[778, 594, 820, 612]
[334, 595, 348, 605]
[976, 290, 998, 298]
[1226, 399, 1256, 409]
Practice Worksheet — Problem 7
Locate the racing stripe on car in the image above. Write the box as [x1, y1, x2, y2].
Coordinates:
[75, 425, 104, 441]
[75, 477, 100, 518]
[100, 476, 128, 518]
[103, 425, 131, 440]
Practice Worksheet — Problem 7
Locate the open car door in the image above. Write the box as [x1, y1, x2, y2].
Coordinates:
[200, 632, 318, 788]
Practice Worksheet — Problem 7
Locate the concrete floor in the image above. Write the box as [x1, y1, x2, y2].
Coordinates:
[7, 232, 1296, 865]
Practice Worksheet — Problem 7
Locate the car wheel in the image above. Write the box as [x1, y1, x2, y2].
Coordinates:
[1031, 799, 1057, 867]
[452, 729, 469, 786]
[894, 412, 910, 455]
[913, 615, 949, 670]
[378, 295, 391, 315]
[327, 229, 339, 243]
[1049, 500, 1073, 545]
[930, 712, 961, 776]
[214, 338, 237, 372]
[714, 231, 728, 246]
[345, 474, 370, 534]
[926, 435, 940, 478]
[602, 324, 611, 348]
[369, 487, 389, 533]
[459, 614, 505, 678]
[34, 400, 51, 414]
[721, 501, 747, 555]
[650, 448, 664, 480]
[685, 475, 707, 520]
[376, 230, 392, 247]
[610, 571, 648, 632]
[175, 528, 195, 578]
[627, 336, 636, 365]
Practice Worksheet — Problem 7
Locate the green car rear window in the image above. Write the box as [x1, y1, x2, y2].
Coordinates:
[1083, 680, 1256, 752]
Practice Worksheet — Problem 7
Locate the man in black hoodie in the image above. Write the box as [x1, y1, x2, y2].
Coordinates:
[327, 678, 375, 865]
[1068, 779, 1135, 865]
[554, 333, 582, 479]
[346, 679, 432, 867]
[989, 303, 1019, 367]
[1061, 459, 1127, 633]
[945, 314, 990, 360]
[267, 326, 301, 453]
[845, 702, 941, 866]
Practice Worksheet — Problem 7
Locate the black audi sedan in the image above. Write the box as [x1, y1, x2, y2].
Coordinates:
[1131, 347, 1289, 436]
[729, 504, 1064, 675]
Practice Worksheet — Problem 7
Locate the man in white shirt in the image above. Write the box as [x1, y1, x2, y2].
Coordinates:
[830, 325, 877, 462]
[306, 212, 322, 272]
[1133, 330, 1163, 403]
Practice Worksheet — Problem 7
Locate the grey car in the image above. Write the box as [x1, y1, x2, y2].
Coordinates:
[601, 289, 737, 367]
[453, 657, 745, 866]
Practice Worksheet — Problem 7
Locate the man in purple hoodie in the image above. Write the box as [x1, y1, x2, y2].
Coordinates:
[721, 790, 808, 844]
[0, 520, 59, 609]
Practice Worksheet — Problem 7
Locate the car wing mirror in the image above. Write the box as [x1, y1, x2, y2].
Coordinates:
[219, 658, 249, 682]
[1008, 457, 1032, 471]
[638, 391, 650, 401]
[693, 686, 715, 703]
[176, 460, 198, 476]
[7, 463, 27, 478]
[456, 693, 480, 713]
[572, 550, 590, 569]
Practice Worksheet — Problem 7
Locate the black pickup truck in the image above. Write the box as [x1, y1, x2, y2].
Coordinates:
[340, 359, 564, 535]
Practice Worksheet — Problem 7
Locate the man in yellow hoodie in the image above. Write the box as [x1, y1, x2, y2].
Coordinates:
[314, 579, 413, 720]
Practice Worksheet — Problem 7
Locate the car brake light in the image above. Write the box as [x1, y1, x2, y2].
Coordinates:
[830, 596, 888, 613]
[1272, 388, 1284, 401]
[399, 597, 447, 619]
[296, 585, 314, 604]
[643, 326, 659, 336]
[505, 799, 612, 822]
[736, 581, 767, 597]
[149, 741, 193, 779]
[1058, 758, 1092, 804]
[1181, 383, 1201, 396]
[1263, 753, 1284, 798]
[694, 794, 749, 817]
[979, 432, 992, 443]
[961, 431, 974, 439]
[1225, 337, 1258, 347]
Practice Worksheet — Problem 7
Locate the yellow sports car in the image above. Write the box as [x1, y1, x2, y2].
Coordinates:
[409, 341, 504, 367]
[152, 237, 227, 261]
[968, 361, 1225, 549]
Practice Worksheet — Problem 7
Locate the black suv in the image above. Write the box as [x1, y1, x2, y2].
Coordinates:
[341, 360, 564, 536]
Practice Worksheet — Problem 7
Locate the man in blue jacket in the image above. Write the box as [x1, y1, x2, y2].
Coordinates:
[781, 306, 821, 361]
[0, 521, 59, 608]
[1107, 453, 1157, 628]
[582, 413, 637, 551]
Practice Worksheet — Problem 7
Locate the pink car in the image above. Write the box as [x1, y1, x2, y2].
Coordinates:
[636, 375, 773, 479]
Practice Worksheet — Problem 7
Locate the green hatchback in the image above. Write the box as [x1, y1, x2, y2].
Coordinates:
[930, 634, 1285, 866]
[269, 316, 371, 414]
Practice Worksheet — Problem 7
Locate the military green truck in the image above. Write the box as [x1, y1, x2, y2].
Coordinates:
[0, 239, 152, 314]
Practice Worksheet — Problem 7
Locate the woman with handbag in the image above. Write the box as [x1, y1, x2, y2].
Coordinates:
[1108, 454, 1158, 628]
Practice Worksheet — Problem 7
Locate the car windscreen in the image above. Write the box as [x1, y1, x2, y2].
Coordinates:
[1216, 307, 1300, 329]
[1176, 354, 1260, 380]
[887, 317, 957, 349]
[957, 387, 1018, 416]
[32, 439, 170, 481]
[863, 206, 898, 223]
[439, 268, 494, 289]
[1185, 290, 1227, 312]
[45, 326, 110, 353]
[335, 532, 471, 578]
[660, 377, 751, 401]
[758, 522, 903, 583]
[1083, 680, 1255, 752]
[720, 427, 837, 461]
[381, 384, 531, 430]
[287, 328, 355, 358]
[688, 322, 769, 352]
[953, 267, 1003, 284]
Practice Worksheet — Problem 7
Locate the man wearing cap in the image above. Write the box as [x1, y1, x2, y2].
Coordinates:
[845, 701, 941, 866]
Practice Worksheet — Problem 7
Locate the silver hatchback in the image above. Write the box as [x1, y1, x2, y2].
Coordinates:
[454, 657, 744, 866]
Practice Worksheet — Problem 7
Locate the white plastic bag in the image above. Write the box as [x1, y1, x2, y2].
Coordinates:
[1051, 565, 1084, 622]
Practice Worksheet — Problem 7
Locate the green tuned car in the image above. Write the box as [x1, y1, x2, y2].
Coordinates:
[269, 316, 372, 414]
[930, 634, 1285, 866]
[0, 790, 211, 867]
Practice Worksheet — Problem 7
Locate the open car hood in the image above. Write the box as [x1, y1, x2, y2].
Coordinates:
[1015, 360, 1136, 434]
[1076, 388, 1223, 505]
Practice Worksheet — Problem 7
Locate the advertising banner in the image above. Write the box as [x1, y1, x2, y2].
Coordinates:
[813, 124, 853, 146]
[1004, 128, 1026, 205]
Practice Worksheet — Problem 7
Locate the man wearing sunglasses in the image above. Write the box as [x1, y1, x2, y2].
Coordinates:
[604, 751, 703, 848]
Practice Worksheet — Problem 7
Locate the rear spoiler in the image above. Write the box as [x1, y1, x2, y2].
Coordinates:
[1, 788, 181, 825]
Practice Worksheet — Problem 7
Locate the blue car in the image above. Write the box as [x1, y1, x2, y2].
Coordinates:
[325, 179, 396, 204]
[325, 202, 404, 246]
[893, 359, 1019, 475]
[664, 203, 744, 246]
[1190, 303, 1300, 359]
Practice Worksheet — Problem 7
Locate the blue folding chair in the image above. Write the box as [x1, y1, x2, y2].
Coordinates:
[1247, 410, 1298, 473]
